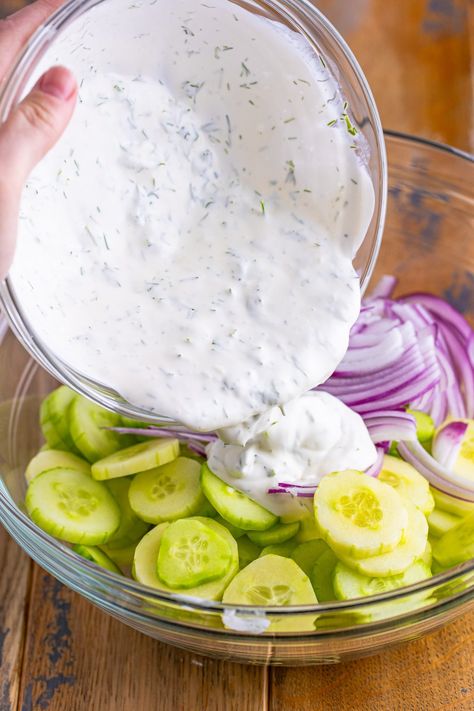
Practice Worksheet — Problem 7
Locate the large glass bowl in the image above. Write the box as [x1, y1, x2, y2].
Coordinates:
[0, 0, 386, 426]
[0, 133, 472, 665]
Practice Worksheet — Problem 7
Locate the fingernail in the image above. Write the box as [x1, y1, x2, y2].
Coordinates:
[38, 66, 77, 101]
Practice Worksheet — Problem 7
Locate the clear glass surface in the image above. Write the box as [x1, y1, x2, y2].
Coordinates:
[0, 133, 473, 665]
[0, 0, 386, 425]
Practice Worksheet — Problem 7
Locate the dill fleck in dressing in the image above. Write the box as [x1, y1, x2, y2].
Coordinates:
[12, 0, 375, 432]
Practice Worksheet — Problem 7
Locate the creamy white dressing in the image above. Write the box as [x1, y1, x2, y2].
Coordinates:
[11, 0, 378, 513]
[12, 0, 375, 434]
[207, 391, 376, 517]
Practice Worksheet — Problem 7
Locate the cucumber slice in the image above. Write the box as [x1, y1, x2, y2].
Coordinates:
[157, 518, 232, 588]
[91, 438, 179, 480]
[421, 541, 432, 568]
[339, 502, 428, 577]
[25, 468, 120, 544]
[390, 410, 435, 456]
[222, 556, 317, 633]
[40, 386, 80, 454]
[222, 555, 317, 605]
[310, 548, 338, 601]
[260, 540, 298, 559]
[314, 470, 407, 558]
[121, 416, 151, 429]
[25, 449, 90, 484]
[387, 442, 402, 458]
[105, 478, 150, 547]
[430, 487, 474, 517]
[100, 542, 137, 568]
[333, 560, 431, 601]
[69, 397, 131, 463]
[378, 455, 434, 515]
[294, 512, 321, 543]
[427, 508, 462, 538]
[120, 416, 151, 439]
[237, 536, 262, 568]
[407, 409, 435, 446]
[452, 420, 474, 479]
[431, 513, 474, 567]
[118, 417, 151, 443]
[201, 464, 277, 531]
[195, 497, 218, 518]
[72, 544, 122, 574]
[431, 559, 447, 575]
[133, 517, 238, 600]
[128, 457, 206, 524]
[247, 521, 299, 547]
[215, 515, 245, 539]
[316, 610, 370, 630]
[132, 522, 169, 587]
[179, 443, 206, 463]
[279, 499, 314, 524]
[291, 539, 330, 577]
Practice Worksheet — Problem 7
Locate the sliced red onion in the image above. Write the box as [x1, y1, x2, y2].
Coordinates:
[398, 440, 474, 502]
[411, 389, 433, 414]
[429, 390, 449, 427]
[277, 482, 318, 489]
[267, 487, 315, 498]
[365, 447, 385, 477]
[324, 352, 437, 398]
[369, 274, 398, 299]
[436, 350, 466, 420]
[399, 293, 474, 417]
[185, 441, 208, 457]
[388, 301, 435, 332]
[431, 421, 469, 470]
[335, 323, 416, 375]
[398, 293, 472, 341]
[468, 333, 474, 367]
[338, 367, 440, 414]
[437, 323, 474, 417]
[363, 411, 417, 444]
[108, 425, 210, 457]
[271, 449, 386, 496]
[321, 281, 473, 431]
[268, 481, 317, 497]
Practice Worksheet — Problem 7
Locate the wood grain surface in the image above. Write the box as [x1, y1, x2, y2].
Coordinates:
[0, 1, 473, 710]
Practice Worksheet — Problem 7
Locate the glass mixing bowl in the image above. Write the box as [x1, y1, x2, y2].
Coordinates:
[0, 133, 472, 665]
[0, 0, 386, 425]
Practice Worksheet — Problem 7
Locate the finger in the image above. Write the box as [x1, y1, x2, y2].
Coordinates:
[0, 64, 77, 278]
[0, 0, 65, 77]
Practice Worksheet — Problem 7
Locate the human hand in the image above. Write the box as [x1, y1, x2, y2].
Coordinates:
[0, 0, 77, 279]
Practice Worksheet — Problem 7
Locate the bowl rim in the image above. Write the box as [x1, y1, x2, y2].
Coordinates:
[384, 128, 473, 163]
[0, 0, 388, 426]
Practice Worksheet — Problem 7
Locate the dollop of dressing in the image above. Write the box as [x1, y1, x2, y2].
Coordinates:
[11, 0, 375, 433]
[207, 391, 376, 517]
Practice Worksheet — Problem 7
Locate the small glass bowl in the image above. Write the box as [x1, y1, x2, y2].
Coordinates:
[0, 0, 387, 425]
[0, 133, 473, 665]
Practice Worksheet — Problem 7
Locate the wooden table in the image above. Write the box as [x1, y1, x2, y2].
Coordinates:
[1, 1, 473, 709]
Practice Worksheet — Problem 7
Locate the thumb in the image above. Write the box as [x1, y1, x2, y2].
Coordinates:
[0, 65, 77, 278]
